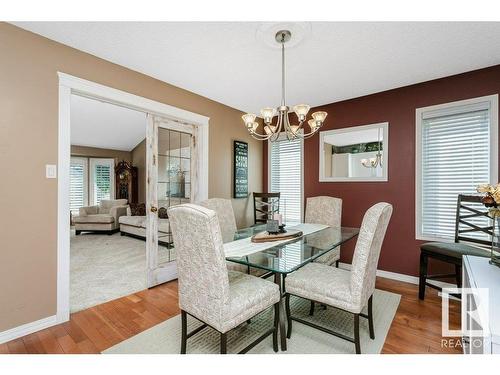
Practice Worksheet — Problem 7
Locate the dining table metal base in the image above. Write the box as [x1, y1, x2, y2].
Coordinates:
[274, 272, 288, 351]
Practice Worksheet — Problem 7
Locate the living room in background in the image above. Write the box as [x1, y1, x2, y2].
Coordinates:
[69, 92, 151, 313]
[268, 133, 304, 223]
[416, 94, 499, 241]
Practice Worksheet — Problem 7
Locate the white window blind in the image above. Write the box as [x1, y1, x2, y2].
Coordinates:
[89, 158, 115, 205]
[418, 100, 493, 239]
[269, 136, 303, 223]
[70, 157, 88, 214]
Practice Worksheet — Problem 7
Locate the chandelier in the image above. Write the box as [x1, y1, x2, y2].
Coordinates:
[242, 30, 328, 141]
[361, 127, 383, 168]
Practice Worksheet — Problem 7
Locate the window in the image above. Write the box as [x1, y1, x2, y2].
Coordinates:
[89, 158, 115, 205]
[70, 157, 88, 214]
[268, 134, 303, 223]
[416, 95, 498, 240]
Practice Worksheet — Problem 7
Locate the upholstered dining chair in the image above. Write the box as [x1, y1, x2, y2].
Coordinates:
[285, 202, 393, 354]
[168, 203, 281, 354]
[200, 198, 237, 243]
[305, 196, 343, 267]
[305, 196, 343, 316]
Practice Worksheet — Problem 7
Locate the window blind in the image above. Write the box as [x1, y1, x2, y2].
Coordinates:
[90, 158, 114, 205]
[270, 137, 303, 223]
[420, 106, 491, 239]
[70, 157, 87, 214]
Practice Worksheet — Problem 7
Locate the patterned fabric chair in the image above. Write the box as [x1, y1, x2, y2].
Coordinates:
[200, 198, 237, 243]
[304, 196, 343, 316]
[305, 196, 342, 267]
[167, 203, 281, 354]
[285, 202, 393, 354]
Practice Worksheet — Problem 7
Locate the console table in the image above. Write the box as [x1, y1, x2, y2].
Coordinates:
[462, 255, 500, 354]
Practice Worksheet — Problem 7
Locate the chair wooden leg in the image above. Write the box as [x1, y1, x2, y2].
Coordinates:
[354, 314, 361, 354]
[368, 295, 375, 340]
[419, 252, 428, 300]
[455, 264, 462, 288]
[273, 302, 280, 352]
[285, 294, 292, 339]
[335, 260, 340, 268]
[220, 332, 227, 354]
[180, 310, 187, 354]
[309, 301, 315, 316]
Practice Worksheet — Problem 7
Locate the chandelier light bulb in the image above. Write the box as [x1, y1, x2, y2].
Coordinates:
[311, 111, 327, 123]
[293, 104, 310, 121]
[242, 113, 256, 125]
[307, 119, 318, 130]
[260, 107, 276, 124]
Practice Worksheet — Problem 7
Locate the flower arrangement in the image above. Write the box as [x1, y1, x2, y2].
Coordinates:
[477, 184, 500, 208]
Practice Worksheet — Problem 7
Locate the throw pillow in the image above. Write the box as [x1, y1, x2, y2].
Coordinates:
[158, 207, 168, 219]
[130, 203, 146, 216]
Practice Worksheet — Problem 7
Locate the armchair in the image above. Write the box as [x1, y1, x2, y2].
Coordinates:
[74, 199, 128, 235]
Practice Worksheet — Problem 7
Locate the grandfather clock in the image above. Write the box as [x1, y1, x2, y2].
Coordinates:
[115, 160, 138, 204]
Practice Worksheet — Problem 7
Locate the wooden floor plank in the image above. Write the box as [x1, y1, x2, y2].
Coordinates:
[2, 277, 461, 354]
[6, 338, 28, 354]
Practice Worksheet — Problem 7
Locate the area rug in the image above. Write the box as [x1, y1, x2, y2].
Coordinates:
[103, 289, 400, 354]
[70, 231, 171, 312]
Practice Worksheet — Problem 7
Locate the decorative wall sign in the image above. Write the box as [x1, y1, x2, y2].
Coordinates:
[233, 140, 248, 198]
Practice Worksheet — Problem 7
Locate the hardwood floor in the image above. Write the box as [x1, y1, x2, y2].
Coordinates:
[0, 277, 461, 354]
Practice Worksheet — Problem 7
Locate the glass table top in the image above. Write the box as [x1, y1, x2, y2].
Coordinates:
[225, 225, 359, 274]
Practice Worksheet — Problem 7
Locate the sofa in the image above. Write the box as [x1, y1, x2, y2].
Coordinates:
[119, 205, 172, 247]
[74, 199, 129, 235]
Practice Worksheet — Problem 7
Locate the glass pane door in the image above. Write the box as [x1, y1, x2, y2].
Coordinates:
[146, 114, 195, 287]
[157, 127, 192, 248]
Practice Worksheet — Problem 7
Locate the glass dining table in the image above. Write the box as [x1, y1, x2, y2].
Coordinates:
[224, 224, 360, 351]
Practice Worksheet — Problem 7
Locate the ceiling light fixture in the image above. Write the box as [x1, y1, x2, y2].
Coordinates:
[242, 30, 327, 142]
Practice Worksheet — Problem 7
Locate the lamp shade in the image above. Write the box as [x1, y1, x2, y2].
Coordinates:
[293, 104, 310, 118]
[242, 113, 256, 125]
[311, 111, 327, 123]
[260, 107, 276, 119]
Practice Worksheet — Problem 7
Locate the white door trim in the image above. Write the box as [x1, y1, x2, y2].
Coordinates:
[56, 72, 209, 325]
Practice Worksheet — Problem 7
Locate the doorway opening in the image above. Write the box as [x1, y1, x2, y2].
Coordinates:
[57, 73, 209, 323]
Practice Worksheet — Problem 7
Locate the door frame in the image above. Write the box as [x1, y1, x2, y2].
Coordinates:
[57, 72, 209, 323]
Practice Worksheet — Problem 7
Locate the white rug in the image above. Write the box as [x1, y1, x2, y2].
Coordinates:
[70, 231, 171, 312]
[103, 289, 400, 354]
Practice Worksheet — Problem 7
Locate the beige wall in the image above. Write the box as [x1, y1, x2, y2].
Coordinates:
[0, 23, 263, 333]
[71, 145, 132, 164]
[131, 139, 146, 203]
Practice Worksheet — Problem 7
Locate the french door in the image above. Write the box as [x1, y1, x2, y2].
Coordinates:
[146, 114, 199, 287]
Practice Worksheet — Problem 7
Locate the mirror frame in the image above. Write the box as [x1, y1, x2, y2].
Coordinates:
[319, 122, 389, 182]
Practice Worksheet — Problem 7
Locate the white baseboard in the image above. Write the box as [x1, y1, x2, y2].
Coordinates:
[338, 262, 456, 290]
[0, 315, 58, 344]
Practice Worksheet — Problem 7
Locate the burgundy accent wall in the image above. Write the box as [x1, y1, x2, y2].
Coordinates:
[263, 65, 500, 277]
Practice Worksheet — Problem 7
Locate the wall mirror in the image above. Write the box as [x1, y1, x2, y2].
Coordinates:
[319, 122, 389, 182]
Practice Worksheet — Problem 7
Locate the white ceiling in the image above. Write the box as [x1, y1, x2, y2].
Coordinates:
[14, 22, 500, 114]
[71, 94, 146, 151]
